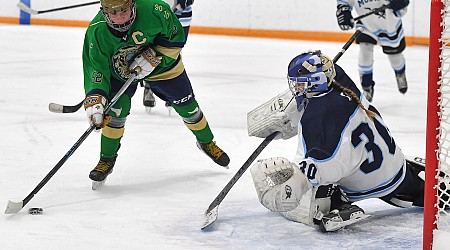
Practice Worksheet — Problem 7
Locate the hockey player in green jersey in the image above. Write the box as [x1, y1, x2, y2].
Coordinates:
[143, 0, 195, 111]
[82, 0, 230, 185]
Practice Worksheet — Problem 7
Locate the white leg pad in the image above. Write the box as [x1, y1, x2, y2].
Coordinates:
[250, 157, 310, 212]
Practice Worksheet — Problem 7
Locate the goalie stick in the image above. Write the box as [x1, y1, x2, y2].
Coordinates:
[4, 72, 139, 214]
[201, 27, 364, 230]
[201, 131, 280, 230]
[49, 101, 83, 113]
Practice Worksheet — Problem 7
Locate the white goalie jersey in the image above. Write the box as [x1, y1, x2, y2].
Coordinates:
[337, 0, 407, 48]
[292, 65, 406, 202]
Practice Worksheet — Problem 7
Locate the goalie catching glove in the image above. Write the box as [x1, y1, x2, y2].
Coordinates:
[129, 47, 162, 79]
[247, 89, 302, 140]
[84, 95, 111, 131]
[250, 157, 310, 212]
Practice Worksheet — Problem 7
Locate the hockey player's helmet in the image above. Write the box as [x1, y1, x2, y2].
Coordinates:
[287, 50, 335, 98]
[100, 0, 136, 32]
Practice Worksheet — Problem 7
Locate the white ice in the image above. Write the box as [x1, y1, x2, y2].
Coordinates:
[0, 24, 446, 249]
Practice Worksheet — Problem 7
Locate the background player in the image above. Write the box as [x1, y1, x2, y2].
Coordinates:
[336, 0, 410, 102]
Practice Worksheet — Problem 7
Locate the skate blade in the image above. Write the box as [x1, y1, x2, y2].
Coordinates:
[92, 180, 106, 190]
[323, 214, 371, 232]
[166, 106, 173, 116]
[145, 106, 152, 114]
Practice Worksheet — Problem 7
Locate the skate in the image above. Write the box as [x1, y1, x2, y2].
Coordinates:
[395, 72, 408, 94]
[90, 155, 117, 190]
[362, 85, 374, 102]
[196, 141, 230, 168]
[361, 74, 375, 102]
[319, 204, 369, 232]
[165, 101, 173, 116]
[143, 88, 156, 114]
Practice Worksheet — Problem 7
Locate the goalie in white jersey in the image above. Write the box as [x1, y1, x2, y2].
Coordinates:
[336, 0, 410, 102]
[248, 50, 430, 232]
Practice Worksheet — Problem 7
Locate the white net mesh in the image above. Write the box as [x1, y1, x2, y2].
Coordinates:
[436, 0, 450, 231]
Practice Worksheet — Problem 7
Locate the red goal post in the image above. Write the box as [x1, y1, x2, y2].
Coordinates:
[424, 0, 450, 249]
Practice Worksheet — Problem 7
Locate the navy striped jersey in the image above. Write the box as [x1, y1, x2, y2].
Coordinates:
[292, 65, 406, 202]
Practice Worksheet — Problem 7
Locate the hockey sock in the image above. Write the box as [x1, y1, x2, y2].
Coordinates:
[358, 43, 374, 84]
[172, 100, 214, 143]
[387, 53, 406, 75]
[101, 126, 124, 158]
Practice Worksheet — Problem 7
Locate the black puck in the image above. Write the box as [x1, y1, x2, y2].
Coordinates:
[28, 207, 43, 215]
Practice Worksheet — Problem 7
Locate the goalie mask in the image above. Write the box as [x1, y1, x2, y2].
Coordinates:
[101, 0, 136, 32]
[287, 50, 336, 105]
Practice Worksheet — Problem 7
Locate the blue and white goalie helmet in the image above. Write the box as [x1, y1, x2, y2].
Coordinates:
[287, 50, 336, 99]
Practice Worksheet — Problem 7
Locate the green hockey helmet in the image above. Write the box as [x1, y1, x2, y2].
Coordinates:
[100, 0, 136, 32]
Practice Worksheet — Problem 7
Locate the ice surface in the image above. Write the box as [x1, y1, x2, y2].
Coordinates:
[0, 24, 444, 249]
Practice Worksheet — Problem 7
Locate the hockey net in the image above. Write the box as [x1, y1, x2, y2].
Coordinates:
[424, 0, 450, 249]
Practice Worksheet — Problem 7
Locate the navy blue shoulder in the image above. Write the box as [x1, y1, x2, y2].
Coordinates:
[300, 65, 360, 160]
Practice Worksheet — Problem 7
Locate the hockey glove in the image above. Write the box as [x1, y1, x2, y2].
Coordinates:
[336, 5, 354, 31]
[177, 0, 194, 9]
[129, 47, 162, 80]
[389, 0, 409, 12]
[84, 95, 111, 132]
[247, 89, 301, 140]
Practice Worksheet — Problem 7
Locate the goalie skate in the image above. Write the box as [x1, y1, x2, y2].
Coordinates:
[319, 204, 370, 232]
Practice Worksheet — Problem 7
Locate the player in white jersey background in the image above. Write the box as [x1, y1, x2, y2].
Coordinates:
[248, 50, 428, 232]
[335, 0, 410, 102]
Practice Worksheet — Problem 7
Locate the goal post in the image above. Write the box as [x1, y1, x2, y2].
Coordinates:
[424, 0, 450, 249]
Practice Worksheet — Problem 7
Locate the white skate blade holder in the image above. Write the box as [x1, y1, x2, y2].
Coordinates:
[323, 214, 371, 232]
[92, 180, 106, 190]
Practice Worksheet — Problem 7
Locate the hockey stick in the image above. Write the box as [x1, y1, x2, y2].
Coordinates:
[332, 27, 364, 63]
[17, 1, 100, 15]
[49, 100, 83, 113]
[4, 73, 138, 214]
[354, 4, 390, 21]
[201, 131, 280, 229]
[201, 27, 364, 230]
[17, 0, 179, 15]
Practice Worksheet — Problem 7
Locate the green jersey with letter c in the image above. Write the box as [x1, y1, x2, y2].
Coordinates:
[83, 0, 185, 96]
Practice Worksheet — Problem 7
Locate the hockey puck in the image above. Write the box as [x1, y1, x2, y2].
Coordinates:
[28, 207, 43, 215]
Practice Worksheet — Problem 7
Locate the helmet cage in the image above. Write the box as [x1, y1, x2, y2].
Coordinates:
[101, 0, 136, 33]
[287, 50, 335, 98]
[287, 71, 328, 97]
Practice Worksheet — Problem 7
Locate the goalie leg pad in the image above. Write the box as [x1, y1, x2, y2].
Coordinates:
[250, 157, 310, 212]
[281, 185, 329, 226]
